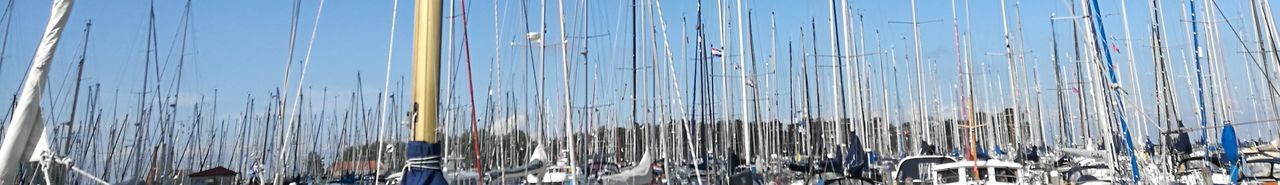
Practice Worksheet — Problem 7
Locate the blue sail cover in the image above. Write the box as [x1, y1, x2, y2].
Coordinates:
[403, 141, 448, 185]
[1222, 125, 1240, 164]
[1173, 132, 1193, 155]
[782, 133, 868, 175]
[844, 133, 867, 173]
[1018, 146, 1040, 162]
[973, 143, 990, 160]
[1222, 124, 1241, 183]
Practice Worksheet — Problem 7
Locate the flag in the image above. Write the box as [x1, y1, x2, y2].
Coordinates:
[746, 79, 756, 88]
[711, 47, 724, 57]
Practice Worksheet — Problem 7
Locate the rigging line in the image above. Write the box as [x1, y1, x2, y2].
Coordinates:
[374, 0, 399, 180]
[275, 0, 324, 183]
[459, 0, 486, 183]
[518, 0, 546, 144]
[1205, 0, 1280, 102]
[0, 0, 14, 76]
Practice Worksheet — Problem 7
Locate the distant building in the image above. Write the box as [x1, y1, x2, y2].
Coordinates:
[186, 166, 238, 185]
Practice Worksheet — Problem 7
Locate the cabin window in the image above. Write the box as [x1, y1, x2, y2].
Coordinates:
[938, 169, 960, 183]
[993, 167, 1018, 183]
[1273, 163, 1280, 179]
[1244, 162, 1280, 179]
[1182, 160, 1219, 170]
[918, 163, 934, 180]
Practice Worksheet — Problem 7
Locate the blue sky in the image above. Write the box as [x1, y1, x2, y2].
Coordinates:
[4, 0, 1280, 148]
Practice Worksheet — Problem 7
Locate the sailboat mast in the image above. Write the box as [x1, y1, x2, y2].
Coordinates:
[629, 0, 639, 162]
[1187, 0, 1211, 163]
[908, 0, 930, 149]
[999, 0, 1021, 146]
[1248, 0, 1280, 121]
[798, 26, 815, 158]
[1118, 0, 1148, 143]
[1049, 14, 1072, 146]
[951, 0, 980, 179]
[406, 0, 453, 183]
[826, 0, 848, 153]
[556, 0, 577, 181]
[716, 0, 731, 159]
[64, 21, 91, 158]
[1085, 0, 1142, 181]
[735, 0, 752, 164]
[769, 11, 778, 159]
[808, 19, 825, 155]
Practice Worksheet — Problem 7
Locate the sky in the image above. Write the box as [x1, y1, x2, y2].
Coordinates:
[4, 0, 1280, 150]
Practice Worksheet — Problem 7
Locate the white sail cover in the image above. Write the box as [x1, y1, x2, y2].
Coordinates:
[1059, 148, 1112, 161]
[599, 150, 655, 184]
[0, 0, 75, 183]
[528, 143, 548, 163]
[484, 143, 550, 180]
[24, 115, 48, 162]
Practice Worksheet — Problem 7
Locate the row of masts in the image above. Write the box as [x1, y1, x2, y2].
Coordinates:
[4, 0, 1280, 184]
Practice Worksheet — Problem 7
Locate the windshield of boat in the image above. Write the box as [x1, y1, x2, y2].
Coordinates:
[993, 167, 1018, 183]
[1179, 160, 1221, 170]
[938, 169, 961, 183]
[895, 157, 956, 181]
[1244, 161, 1280, 179]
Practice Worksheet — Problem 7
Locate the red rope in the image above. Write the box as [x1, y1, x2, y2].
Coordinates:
[458, 0, 484, 183]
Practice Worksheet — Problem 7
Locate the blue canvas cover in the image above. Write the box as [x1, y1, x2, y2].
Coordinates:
[403, 141, 448, 185]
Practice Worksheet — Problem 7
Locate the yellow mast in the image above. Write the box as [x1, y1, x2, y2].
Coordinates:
[404, 1, 451, 184]
[412, 0, 443, 142]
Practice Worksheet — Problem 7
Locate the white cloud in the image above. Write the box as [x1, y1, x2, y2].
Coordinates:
[490, 114, 527, 135]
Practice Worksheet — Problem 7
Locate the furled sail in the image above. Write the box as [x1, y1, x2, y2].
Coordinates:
[0, 0, 76, 183]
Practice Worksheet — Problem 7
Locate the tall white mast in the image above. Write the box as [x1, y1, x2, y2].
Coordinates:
[734, 0, 752, 162]
[1118, 0, 1149, 143]
[556, 0, 577, 181]
[999, 0, 1021, 146]
[839, 0, 857, 145]
[909, 0, 931, 149]
[715, 0, 731, 158]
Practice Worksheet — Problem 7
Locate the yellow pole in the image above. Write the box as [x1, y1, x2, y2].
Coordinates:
[412, 0, 443, 143]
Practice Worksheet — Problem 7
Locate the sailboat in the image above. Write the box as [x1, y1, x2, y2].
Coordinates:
[782, 132, 876, 184]
[524, 149, 579, 184]
[598, 150, 655, 184]
[482, 143, 549, 182]
[1238, 139, 1280, 183]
